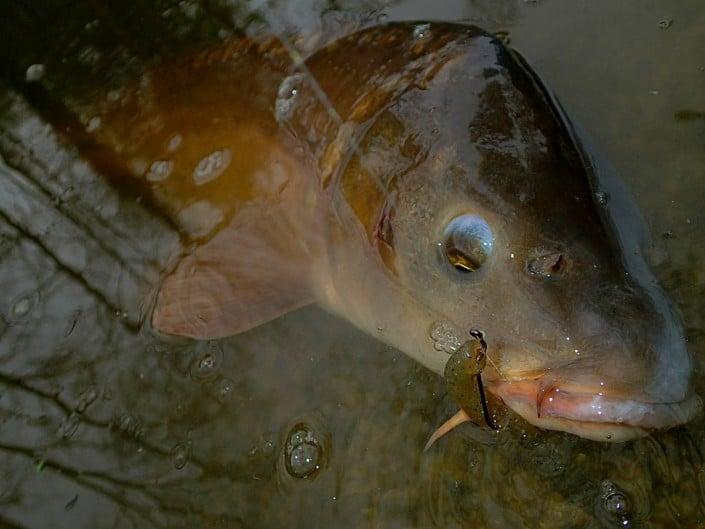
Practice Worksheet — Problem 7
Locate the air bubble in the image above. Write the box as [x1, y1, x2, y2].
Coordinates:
[193, 149, 231, 185]
[289, 443, 318, 476]
[25, 64, 45, 82]
[275, 73, 305, 123]
[596, 480, 632, 528]
[172, 441, 192, 469]
[190, 342, 223, 381]
[413, 23, 431, 40]
[212, 377, 234, 403]
[85, 117, 101, 133]
[605, 491, 628, 514]
[10, 296, 32, 318]
[146, 160, 173, 182]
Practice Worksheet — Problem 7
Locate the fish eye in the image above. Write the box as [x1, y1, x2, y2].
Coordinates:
[442, 215, 494, 273]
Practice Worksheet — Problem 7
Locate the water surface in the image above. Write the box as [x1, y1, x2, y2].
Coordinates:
[0, 1, 704, 528]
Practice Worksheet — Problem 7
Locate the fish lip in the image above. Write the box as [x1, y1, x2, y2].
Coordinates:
[486, 378, 702, 441]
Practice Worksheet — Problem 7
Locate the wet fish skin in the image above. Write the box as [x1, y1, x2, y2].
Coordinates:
[82, 22, 699, 441]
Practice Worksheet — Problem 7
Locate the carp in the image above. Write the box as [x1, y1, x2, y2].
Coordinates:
[83, 22, 700, 442]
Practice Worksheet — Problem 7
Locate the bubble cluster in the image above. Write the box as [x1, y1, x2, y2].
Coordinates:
[429, 321, 462, 353]
[284, 424, 322, 479]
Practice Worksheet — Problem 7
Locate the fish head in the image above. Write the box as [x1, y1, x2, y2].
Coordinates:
[330, 24, 700, 441]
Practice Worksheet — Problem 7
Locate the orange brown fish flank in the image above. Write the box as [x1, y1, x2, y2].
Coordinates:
[85, 35, 304, 241]
[187, 35, 289, 72]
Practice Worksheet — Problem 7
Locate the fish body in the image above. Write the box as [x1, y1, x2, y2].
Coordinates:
[85, 22, 700, 441]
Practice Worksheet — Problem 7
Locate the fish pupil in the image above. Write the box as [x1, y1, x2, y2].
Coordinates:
[442, 214, 493, 273]
[446, 246, 481, 272]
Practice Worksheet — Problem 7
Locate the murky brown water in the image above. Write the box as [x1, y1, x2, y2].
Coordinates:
[1, 1, 704, 528]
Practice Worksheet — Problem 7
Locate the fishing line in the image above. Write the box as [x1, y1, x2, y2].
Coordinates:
[469, 329, 499, 430]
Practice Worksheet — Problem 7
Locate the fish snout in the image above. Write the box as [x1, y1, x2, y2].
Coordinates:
[565, 290, 695, 405]
[480, 282, 700, 441]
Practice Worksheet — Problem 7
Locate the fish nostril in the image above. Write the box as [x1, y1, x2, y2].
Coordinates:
[550, 254, 565, 274]
[527, 252, 567, 279]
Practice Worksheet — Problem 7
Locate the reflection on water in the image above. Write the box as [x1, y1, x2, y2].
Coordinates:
[0, 1, 704, 528]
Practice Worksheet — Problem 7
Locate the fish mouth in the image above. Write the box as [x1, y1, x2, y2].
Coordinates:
[487, 378, 702, 442]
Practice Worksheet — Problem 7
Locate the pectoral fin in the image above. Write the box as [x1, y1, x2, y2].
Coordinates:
[423, 409, 471, 452]
[152, 207, 314, 339]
